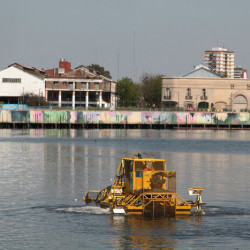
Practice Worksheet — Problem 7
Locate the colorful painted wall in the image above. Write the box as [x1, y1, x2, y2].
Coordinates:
[0, 110, 250, 125]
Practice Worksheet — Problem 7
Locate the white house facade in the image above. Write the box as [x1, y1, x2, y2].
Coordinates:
[0, 63, 45, 104]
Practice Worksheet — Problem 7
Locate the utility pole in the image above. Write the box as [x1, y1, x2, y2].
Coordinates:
[22, 87, 24, 109]
[231, 92, 233, 111]
[117, 52, 120, 81]
[133, 31, 136, 82]
[52, 83, 54, 106]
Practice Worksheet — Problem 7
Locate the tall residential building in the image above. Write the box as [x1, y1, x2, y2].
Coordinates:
[234, 65, 248, 79]
[204, 47, 234, 78]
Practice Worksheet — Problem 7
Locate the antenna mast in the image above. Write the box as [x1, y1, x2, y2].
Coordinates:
[133, 31, 136, 82]
[117, 52, 120, 81]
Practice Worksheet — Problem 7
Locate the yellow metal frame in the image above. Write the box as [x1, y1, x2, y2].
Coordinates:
[84, 156, 205, 216]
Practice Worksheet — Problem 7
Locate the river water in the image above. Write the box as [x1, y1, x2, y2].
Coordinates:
[0, 129, 250, 249]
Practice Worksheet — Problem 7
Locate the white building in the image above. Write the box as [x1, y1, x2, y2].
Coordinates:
[0, 63, 45, 104]
[204, 47, 235, 78]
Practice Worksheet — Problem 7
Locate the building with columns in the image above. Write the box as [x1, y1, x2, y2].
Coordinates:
[161, 64, 250, 112]
[45, 60, 116, 109]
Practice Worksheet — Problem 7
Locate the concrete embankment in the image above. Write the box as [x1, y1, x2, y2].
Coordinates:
[0, 110, 250, 129]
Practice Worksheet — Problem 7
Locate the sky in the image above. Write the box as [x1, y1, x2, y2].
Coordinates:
[1, 0, 250, 81]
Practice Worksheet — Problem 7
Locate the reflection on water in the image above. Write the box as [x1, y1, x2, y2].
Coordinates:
[0, 129, 250, 249]
[111, 216, 178, 249]
[43, 139, 117, 200]
[37, 129, 250, 208]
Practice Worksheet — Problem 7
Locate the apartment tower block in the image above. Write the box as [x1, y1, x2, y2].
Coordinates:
[204, 47, 234, 78]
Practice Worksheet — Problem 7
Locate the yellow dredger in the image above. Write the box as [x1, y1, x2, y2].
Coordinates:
[84, 154, 205, 216]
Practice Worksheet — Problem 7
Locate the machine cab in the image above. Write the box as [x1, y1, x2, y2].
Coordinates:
[122, 158, 176, 195]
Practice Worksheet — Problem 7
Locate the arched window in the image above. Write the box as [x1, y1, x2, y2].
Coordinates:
[202, 88, 206, 98]
[187, 88, 191, 96]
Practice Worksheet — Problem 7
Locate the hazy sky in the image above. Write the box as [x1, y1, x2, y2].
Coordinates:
[1, 0, 250, 81]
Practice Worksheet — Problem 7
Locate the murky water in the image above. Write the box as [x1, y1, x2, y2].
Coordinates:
[0, 129, 250, 249]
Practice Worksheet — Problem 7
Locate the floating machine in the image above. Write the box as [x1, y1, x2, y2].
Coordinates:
[84, 154, 205, 216]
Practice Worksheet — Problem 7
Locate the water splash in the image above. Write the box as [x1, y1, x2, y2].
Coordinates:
[55, 206, 111, 215]
[202, 206, 250, 216]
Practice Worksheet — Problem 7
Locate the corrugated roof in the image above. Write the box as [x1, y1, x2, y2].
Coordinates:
[8, 63, 46, 79]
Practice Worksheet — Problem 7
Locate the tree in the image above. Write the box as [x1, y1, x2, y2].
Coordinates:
[117, 77, 140, 107]
[87, 64, 112, 79]
[22, 92, 48, 106]
[140, 73, 162, 108]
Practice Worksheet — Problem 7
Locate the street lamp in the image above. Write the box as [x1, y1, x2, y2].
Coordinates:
[80, 87, 82, 108]
[39, 88, 41, 106]
[231, 92, 233, 111]
[195, 94, 200, 111]
[178, 92, 179, 109]
[52, 83, 54, 106]
[22, 87, 24, 108]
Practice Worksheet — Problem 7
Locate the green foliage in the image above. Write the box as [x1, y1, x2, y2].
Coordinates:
[140, 73, 162, 108]
[23, 92, 48, 106]
[87, 64, 112, 79]
[117, 77, 140, 107]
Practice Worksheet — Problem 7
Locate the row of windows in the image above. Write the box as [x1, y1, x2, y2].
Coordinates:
[52, 81, 100, 90]
[53, 81, 100, 86]
[205, 53, 234, 57]
[2, 78, 21, 83]
[214, 63, 234, 65]
[166, 88, 206, 97]
[166, 84, 250, 97]
[205, 55, 234, 58]
[215, 65, 234, 68]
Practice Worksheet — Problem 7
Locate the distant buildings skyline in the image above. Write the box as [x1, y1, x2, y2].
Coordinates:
[0, 59, 116, 109]
[204, 47, 235, 78]
[234, 65, 248, 79]
[162, 63, 250, 112]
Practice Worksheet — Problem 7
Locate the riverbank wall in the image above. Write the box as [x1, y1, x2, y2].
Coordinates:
[0, 110, 250, 129]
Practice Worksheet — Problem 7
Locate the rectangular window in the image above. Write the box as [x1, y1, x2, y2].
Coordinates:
[63, 81, 67, 85]
[2, 78, 21, 83]
[53, 81, 59, 85]
[94, 82, 99, 90]
[81, 82, 87, 89]
[68, 82, 74, 89]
